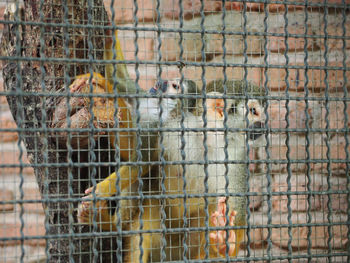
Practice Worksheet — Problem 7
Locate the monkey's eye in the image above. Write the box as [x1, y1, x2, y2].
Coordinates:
[172, 83, 180, 90]
[250, 107, 258, 116]
[229, 103, 236, 114]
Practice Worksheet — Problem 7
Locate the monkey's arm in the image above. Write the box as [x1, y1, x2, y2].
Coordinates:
[84, 164, 150, 196]
[78, 155, 155, 230]
[78, 126, 160, 230]
[78, 166, 153, 232]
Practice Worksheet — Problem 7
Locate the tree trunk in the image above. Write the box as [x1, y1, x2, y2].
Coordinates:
[1, 1, 117, 262]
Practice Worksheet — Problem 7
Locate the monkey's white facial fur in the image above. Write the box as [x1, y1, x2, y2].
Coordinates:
[166, 79, 182, 95]
[139, 79, 187, 124]
[234, 99, 265, 124]
[149, 79, 188, 95]
[203, 93, 265, 141]
[233, 99, 266, 141]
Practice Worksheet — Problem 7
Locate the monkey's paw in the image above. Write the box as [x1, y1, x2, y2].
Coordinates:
[77, 186, 114, 229]
[209, 197, 236, 257]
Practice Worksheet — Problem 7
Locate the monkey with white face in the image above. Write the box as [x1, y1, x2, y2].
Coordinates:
[127, 80, 265, 261]
[77, 78, 198, 229]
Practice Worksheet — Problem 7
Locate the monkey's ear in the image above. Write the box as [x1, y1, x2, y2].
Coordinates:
[206, 96, 224, 119]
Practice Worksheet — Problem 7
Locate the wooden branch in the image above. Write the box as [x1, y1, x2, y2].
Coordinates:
[1, 1, 117, 262]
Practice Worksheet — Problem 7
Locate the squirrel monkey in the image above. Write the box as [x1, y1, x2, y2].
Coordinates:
[75, 77, 198, 229]
[125, 80, 266, 261]
[50, 28, 198, 230]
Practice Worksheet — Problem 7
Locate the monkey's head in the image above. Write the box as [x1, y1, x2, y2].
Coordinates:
[205, 79, 266, 106]
[203, 80, 266, 141]
[150, 79, 197, 94]
[229, 98, 265, 141]
[149, 80, 176, 94]
[149, 79, 199, 113]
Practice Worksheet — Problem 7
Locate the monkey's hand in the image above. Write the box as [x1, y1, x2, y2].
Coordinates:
[209, 197, 236, 257]
[78, 176, 117, 231]
[51, 73, 117, 148]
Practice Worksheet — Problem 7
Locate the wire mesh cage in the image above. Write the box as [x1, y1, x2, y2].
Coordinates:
[0, 0, 349, 262]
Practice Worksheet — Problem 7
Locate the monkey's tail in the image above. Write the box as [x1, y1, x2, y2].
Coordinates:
[104, 30, 144, 96]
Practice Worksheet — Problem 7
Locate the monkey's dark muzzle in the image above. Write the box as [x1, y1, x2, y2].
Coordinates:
[149, 80, 169, 94]
[248, 122, 265, 140]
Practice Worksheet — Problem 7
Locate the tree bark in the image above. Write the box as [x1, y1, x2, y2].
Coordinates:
[2, 1, 117, 262]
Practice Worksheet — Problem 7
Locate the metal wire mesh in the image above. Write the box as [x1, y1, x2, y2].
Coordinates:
[0, 0, 349, 262]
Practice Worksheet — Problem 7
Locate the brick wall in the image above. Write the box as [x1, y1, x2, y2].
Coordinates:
[1, 1, 349, 262]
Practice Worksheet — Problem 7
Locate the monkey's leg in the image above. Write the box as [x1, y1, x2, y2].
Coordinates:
[124, 198, 162, 263]
[207, 197, 237, 258]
